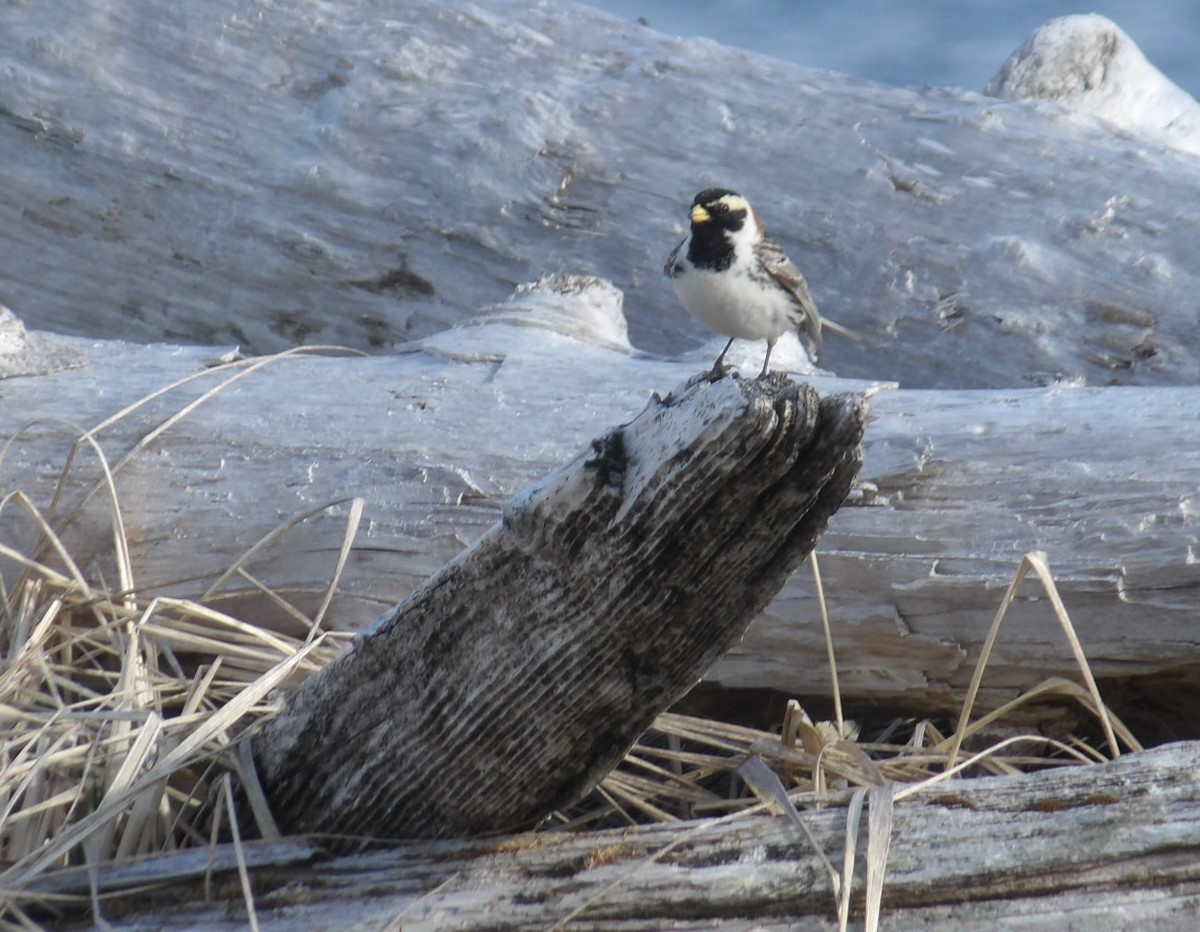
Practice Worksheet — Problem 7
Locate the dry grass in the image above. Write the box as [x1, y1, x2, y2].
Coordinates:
[0, 349, 358, 925]
[549, 551, 1142, 932]
[560, 550, 1141, 837]
[0, 492, 351, 927]
[0, 356, 1145, 927]
[0, 534, 1138, 927]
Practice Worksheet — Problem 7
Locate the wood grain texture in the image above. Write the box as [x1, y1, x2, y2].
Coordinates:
[252, 374, 864, 839]
[2, 281, 1199, 714]
[4, 1, 1200, 389]
[33, 742, 1200, 929]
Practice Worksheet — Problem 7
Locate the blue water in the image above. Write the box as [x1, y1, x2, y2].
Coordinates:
[585, 1, 1200, 96]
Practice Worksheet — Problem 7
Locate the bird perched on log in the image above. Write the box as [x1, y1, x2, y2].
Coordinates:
[664, 188, 825, 378]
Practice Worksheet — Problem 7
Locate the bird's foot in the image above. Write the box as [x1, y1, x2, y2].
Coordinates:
[683, 365, 731, 390]
[707, 361, 730, 381]
[755, 369, 792, 389]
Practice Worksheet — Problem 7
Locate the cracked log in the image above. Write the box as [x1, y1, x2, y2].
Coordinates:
[251, 374, 863, 840]
[32, 741, 1200, 928]
[6, 2, 1200, 390]
[3, 278, 1200, 718]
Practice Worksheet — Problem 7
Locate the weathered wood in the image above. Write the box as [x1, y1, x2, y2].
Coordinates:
[4, 1, 1200, 389]
[251, 374, 864, 839]
[2, 282, 1199, 713]
[0, 305, 83, 379]
[31, 742, 1200, 929]
[985, 14, 1200, 156]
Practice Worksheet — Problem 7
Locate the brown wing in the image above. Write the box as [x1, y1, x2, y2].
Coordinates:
[754, 236, 822, 354]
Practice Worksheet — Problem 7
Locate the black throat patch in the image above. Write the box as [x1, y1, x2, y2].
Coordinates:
[686, 222, 737, 272]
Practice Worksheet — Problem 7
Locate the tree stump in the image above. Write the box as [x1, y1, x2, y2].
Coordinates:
[252, 374, 864, 840]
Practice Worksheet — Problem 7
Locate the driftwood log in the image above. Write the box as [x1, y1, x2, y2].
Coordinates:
[4, 1, 1200, 390]
[253, 374, 863, 839]
[3, 283, 1199, 717]
[5, 2, 1200, 925]
[32, 741, 1200, 928]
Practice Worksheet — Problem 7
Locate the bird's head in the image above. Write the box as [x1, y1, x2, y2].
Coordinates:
[688, 189, 762, 244]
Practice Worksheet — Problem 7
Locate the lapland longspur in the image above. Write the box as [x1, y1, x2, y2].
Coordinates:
[664, 188, 823, 378]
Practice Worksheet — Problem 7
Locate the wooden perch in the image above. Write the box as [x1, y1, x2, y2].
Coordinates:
[2, 278, 1200, 716]
[31, 741, 1200, 928]
[252, 374, 864, 840]
[5, 2, 1200, 389]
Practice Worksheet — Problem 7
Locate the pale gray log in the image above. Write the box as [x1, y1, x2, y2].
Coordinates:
[251, 373, 864, 840]
[3, 1, 1200, 388]
[1, 279, 1199, 713]
[28, 741, 1200, 929]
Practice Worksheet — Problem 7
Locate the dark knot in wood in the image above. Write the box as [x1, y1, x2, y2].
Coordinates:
[585, 429, 628, 490]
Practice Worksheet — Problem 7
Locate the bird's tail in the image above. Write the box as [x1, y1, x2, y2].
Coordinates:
[819, 316, 859, 343]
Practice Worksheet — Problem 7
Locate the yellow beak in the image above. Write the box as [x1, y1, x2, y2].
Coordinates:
[690, 204, 710, 224]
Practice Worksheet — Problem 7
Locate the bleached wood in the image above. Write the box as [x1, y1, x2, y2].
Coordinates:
[2, 280, 1199, 712]
[3, 1, 1200, 389]
[985, 14, 1200, 155]
[27, 742, 1200, 929]
[251, 372, 863, 839]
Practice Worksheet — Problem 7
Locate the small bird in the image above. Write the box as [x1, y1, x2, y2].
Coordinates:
[664, 188, 823, 378]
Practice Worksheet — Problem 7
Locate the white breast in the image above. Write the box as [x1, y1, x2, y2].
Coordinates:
[672, 263, 798, 341]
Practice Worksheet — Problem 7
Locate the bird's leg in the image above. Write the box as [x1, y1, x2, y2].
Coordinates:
[757, 337, 777, 379]
[708, 337, 736, 379]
